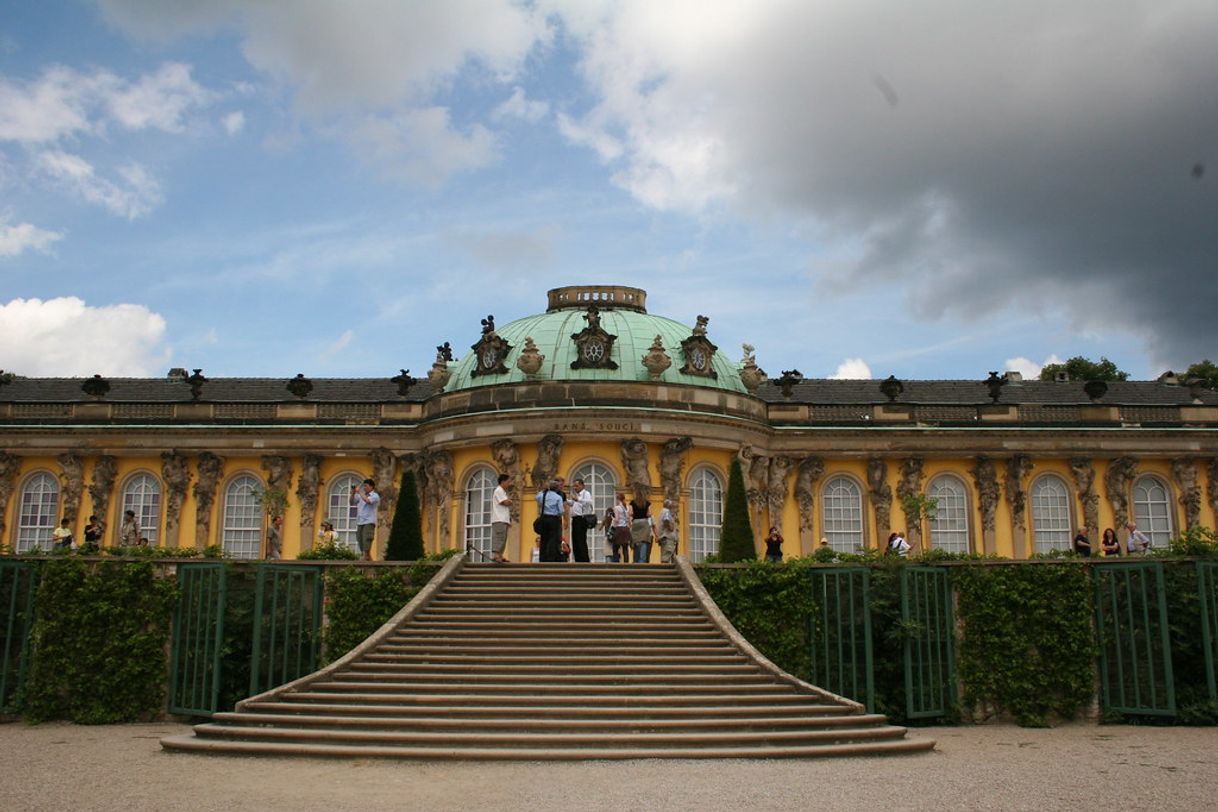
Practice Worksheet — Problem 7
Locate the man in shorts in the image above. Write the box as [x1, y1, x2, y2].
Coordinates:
[491, 473, 512, 562]
[350, 478, 380, 561]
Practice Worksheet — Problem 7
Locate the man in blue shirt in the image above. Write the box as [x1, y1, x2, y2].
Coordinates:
[535, 479, 566, 562]
[350, 478, 380, 561]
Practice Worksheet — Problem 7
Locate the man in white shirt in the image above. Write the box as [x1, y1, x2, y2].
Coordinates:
[349, 478, 380, 561]
[491, 473, 512, 563]
[568, 478, 595, 563]
[1126, 522, 1151, 555]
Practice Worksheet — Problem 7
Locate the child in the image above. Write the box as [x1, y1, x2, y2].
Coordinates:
[531, 536, 541, 563]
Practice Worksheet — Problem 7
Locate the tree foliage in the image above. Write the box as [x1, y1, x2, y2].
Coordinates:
[386, 469, 423, 561]
[1185, 359, 1218, 391]
[1039, 356, 1129, 382]
[718, 457, 756, 562]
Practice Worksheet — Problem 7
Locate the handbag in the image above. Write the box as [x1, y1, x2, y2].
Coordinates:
[532, 516, 544, 534]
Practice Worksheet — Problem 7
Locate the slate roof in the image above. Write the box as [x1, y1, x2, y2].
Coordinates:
[0, 374, 1214, 407]
[0, 376, 434, 403]
[753, 379, 1218, 406]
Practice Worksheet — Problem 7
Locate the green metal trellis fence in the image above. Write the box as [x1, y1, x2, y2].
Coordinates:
[168, 562, 227, 716]
[248, 564, 323, 696]
[808, 567, 874, 710]
[901, 566, 955, 719]
[1093, 561, 1175, 716]
[0, 561, 38, 712]
[1196, 561, 1218, 703]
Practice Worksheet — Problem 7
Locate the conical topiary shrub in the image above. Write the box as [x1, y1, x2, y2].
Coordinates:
[718, 457, 756, 562]
[386, 469, 424, 560]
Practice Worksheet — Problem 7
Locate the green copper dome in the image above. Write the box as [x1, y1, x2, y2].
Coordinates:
[443, 285, 747, 394]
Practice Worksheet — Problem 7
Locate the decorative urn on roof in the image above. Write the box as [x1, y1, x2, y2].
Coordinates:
[738, 344, 766, 394]
[428, 342, 454, 392]
[641, 335, 672, 380]
[516, 337, 545, 378]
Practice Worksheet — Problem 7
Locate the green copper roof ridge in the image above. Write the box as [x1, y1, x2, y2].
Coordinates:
[443, 307, 746, 394]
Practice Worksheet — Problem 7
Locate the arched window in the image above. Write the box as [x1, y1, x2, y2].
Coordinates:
[463, 468, 497, 560]
[325, 473, 364, 552]
[120, 472, 162, 547]
[687, 467, 724, 563]
[1133, 474, 1174, 548]
[16, 472, 59, 554]
[927, 475, 971, 554]
[1030, 475, 1072, 554]
[222, 474, 263, 559]
[570, 461, 618, 562]
[821, 475, 864, 553]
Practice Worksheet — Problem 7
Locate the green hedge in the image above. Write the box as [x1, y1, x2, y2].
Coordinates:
[322, 553, 456, 662]
[699, 554, 1218, 727]
[23, 558, 177, 724]
[6, 556, 453, 722]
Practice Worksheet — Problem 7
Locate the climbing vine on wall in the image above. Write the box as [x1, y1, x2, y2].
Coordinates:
[23, 558, 177, 723]
[952, 564, 1096, 726]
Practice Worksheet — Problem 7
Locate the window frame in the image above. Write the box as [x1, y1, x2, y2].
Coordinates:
[926, 473, 972, 554]
[15, 471, 60, 554]
[324, 472, 365, 553]
[462, 465, 498, 561]
[221, 473, 265, 560]
[1132, 474, 1175, 548]
[569, 458, 620, 562]
[1029, 473, 1074, 555]
[118, 470, 163, 547]
[686, 465, 725, 563]
[820, 474, 866, 553]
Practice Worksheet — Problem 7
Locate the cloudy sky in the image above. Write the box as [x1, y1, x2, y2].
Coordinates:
[1, 1, 1215, 380]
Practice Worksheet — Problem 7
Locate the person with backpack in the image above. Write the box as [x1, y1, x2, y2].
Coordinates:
[886, 531, 910, 557]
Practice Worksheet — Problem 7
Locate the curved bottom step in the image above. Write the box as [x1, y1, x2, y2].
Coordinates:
[161, 734, 936, 760]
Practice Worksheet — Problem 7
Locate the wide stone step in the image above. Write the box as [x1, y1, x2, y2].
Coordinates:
[386, 629, 725, 642]
[240, 700, 863, 719]
[283, 691, 816, 706]
[442, 586, 690, 596]
[163, 555, 932, 761]
[162, 735, 935, 760]
[362, 651, 744, 664]
[346, 661, 757, 675]
[428, 596, 698, 607]
[411, 614, 712, 626]
[210, 710, 892, 733]
[189, 722, 910, 748]
[381, 632, 728, 645]
[320, 675, 787, 690]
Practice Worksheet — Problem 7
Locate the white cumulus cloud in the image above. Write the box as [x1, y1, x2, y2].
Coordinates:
[0, 218, 64, 257]
[0, 297, 171, 376]
[1005, 354, 1062, 381]
[830, 358, 872, 379]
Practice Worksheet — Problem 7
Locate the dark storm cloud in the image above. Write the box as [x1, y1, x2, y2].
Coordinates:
[569, 1, 1218, 367]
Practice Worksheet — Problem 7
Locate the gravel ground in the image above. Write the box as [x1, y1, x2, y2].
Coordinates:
[2, 722, 1216, 811]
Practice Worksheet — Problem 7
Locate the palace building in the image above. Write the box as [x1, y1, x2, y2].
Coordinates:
[1, 284, 1216, 561]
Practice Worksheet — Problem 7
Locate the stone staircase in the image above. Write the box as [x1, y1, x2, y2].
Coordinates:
[161, 556, 933, 759]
